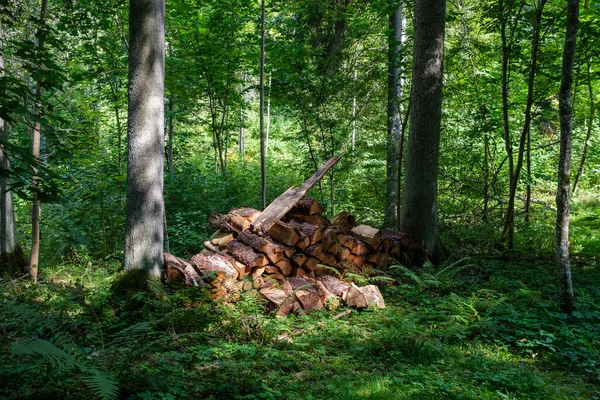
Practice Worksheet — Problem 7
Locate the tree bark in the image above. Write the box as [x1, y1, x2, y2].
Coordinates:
[167, 97, 174, 177]
[384, 3, 405, 230]
[29, 0, 49, 283]
[124, 0, 165, 276]
[556, 0, 578, 314]
[260, 0, 266, 209]
[0, 25, 25, 275]
[400, 0, 445, 261]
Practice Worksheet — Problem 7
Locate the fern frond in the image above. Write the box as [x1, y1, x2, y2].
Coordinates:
[390, 265, 423, 286]
[11, 338, 83, 370]
[436, 256, 474, 278]
[343, 272, 368, 286]
[11, 338, 119, 400]
[367, 275, 395, 284]
[80, 368, 119, 400]
[107, 322, 152, 348]
[316, 264, 342, 277]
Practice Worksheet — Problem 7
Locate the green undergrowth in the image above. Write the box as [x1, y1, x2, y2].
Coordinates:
[1, 251, 599, 399]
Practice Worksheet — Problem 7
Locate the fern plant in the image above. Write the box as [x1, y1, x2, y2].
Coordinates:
[390, 257, 474, 292]
[11, 338, 119, 400]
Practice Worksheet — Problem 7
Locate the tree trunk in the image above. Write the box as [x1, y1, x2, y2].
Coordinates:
[124, 0, 165, 276]
[400, 0, 445, 261]
[167, 97, 174, 177]
[556, 0, 578, 314]
[384, 3, 405, 230]
[0, 26, 26, 275]
[572, 60, 594, 194]
[259, 0, 266, 209]
[266, 74, 271, 155]
[29, 0, 49, 284]
[501, 0, 546, 247]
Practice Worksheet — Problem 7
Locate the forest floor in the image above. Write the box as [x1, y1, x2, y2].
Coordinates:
[1, 203, 599, 399]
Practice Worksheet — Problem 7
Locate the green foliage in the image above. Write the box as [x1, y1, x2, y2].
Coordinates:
[3, 247, 600, 399]
[11, 338, 119, 400]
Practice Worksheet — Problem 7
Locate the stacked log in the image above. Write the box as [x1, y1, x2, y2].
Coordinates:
[162, 156, 424, 315]
[163, 196, 426, 315]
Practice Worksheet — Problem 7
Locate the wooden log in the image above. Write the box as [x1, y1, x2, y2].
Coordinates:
[289, 219, 322, 244]
[260, 286, 289, 305]
[317, 275, 349, 298]
[265, 272, 285, 282]
[330, 211, 356, 233]
[210, 230, 235, 248]
[286, 213, 331, 231]
[321, 227, 339, 251]
[351, 224, 381, 250]
[163, 252, 202, 286]
[189, 253, 238, 278]
[266, 221, 300, 247]
[314, 280, 339, 309]
[251, 155, 342, 235]
[265, 265, 279, 274]
[295, 236, 310, 250]
[347, 253, 367, 269]
[226, 213, 250, 233]
[226, 240, 269, 267]
[291, 253, 307, 268]
[290, 196, 326, 215]
[326, 241, 340, 256]
[305, 243, 323, 258]
[367, 251, 391, 267]
[232, 261, 248, 279]
[344, 284, 368, 308]
[281, 245, 296, 259]
[200, 249, 215, 257]
[358, 285, 386, 309]
[304, 256, 320, 272]
[275, 281, 299, 316]
[229, 207, 261, 223]
[295, 289, 323, 312]
[236, 230, 285, 264]
[318, 252, 338, 267]
[291, 266, 306, 278]
[275, 258, 293, 276]
[208, 212, 233, 232]
[337, 246, 352, 262]
[343, 237, 370, 256]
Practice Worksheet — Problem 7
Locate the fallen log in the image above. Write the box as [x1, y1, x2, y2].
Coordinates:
[252, 155, 342, 235]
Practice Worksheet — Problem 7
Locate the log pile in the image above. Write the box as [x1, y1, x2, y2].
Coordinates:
[162, 156, 425, 315]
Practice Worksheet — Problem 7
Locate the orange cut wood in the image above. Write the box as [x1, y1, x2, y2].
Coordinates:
[351, 224, 381, 250]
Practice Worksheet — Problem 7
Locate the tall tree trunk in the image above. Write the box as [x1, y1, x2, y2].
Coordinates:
[167, 97, 174, 177]
[572, 60, 594, 194]
[384, 3, 404, 230]
[124, 0, 165, 276]
[400, 0, 445, 261]
[351, 68, 357, 152]
[266, 74, 271, 155]
[0, 25, 26, 275]
[556, 0, 578, 314]
[29, 0, 49, 284]
[499, 0, 514, 242]
[501, 0, 546, 247]
[259, 0, 266, 209]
